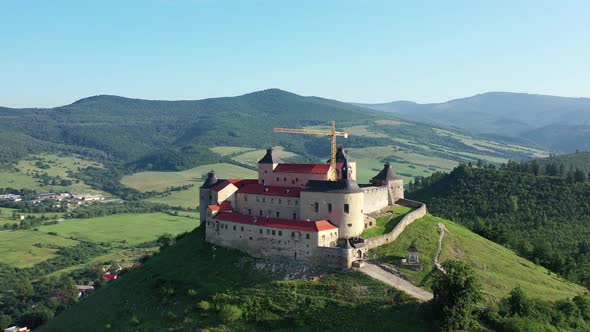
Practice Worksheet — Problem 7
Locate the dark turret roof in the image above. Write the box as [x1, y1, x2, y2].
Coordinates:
[408, 243, 418, 253]
[258, 147, 283, 164]
[326, 145, 352, 163]
[201, 171, 218, 189]
[371, 162, 403, 182]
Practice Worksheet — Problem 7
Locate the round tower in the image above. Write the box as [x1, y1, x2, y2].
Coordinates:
[257, 147, 283, 185]
[336, 158, 364, 238]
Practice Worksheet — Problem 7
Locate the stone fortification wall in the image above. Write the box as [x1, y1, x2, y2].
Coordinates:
[314, 246, 357, 269]
[361, 186, 389, 214]
[364, 199, 427, 250]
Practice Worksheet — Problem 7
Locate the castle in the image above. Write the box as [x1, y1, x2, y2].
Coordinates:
[200, 146, 405, 268]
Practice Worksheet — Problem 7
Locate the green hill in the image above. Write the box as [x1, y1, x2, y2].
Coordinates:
[533, 150, 590, 175]
[0, 89, 545, 175]
[39, 214, 585, 331]
[369, 214, 585, 302]
[409, 164, 590, 289]
[38, 227, 430, 332]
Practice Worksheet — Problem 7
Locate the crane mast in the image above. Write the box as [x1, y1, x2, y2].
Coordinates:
[273, 121, 348, 181]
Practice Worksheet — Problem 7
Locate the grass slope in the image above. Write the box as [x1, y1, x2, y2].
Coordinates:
[361, 206, 413, 238]
[39, 227, 429, 331]
[0, 230, 78, 267]
[369, 214, 586, 302]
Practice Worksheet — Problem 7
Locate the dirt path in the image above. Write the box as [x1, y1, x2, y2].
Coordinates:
[434, 223, 447, 273]
[358, 261, 433, 301]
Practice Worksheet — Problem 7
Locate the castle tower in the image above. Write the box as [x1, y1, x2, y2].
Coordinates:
[258, 147, 283, 185]
[199, 171, 217, 221]
[327, 146, 357, 181]
[370, 162, 404, 204]
[300, 156, 365, 239]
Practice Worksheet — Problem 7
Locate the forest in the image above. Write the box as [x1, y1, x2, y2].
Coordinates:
[409, 159, 590, 288]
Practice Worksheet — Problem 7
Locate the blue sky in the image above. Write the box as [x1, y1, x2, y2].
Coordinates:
[1, 0, 589, 107]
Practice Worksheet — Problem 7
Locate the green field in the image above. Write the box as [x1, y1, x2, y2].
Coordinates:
[0, 154, 107, 195]
[122, 163, 257, 192]
[361, 206, 413, 238]
[231, 146, 297, 167]
[122, 163, 257, 208]
[0, 230, 78, 267]
[37, 213, 199, 245]
[369, 215, 586, 302]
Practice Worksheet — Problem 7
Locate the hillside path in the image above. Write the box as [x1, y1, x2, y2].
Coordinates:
[358, 261, 433, 301]
[434, 223, 447, 273]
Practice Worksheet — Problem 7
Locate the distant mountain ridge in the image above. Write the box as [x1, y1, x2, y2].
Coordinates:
[355, 92, 590, 152]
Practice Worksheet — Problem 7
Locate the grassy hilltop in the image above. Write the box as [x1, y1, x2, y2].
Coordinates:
[39, 214, 585, 331]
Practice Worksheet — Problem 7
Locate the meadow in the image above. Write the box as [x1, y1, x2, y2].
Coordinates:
[0, 230, 78, 267]
[37, 213, 199, 245]
[369, 214, 586, 302]
[230, 146, 298, 167]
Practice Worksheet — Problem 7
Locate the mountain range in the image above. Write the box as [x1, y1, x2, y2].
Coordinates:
[355, 92, 590, 152]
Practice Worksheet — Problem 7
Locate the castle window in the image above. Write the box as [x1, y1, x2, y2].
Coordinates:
[241, 227, 244, 232]
[306, 234, 310, 239]
[328, 203, 332, 213]
[344, 204, 350, 214]
[295, 200, 298, 205]
[259, 229, 263, 234]
[256, 197, 260, 202]
[287, 200, 291, 205]
[276, 177, 279, 181]
[296, 177, 299, 182]
[293, 213, 297, 219]
[267, 229, 270, 235]
[276, 212, 280, 218]
[259, 210, 263, 216]
[262, 197, 266, 203]
[292, 180, 295, 184]
[278, 199, 281, 204]
[369, 222, 373, 226]
[264, 170, 267, 174]
[248, 209, 251, 215]
[314, 202, 319, 213]
[284, 177, 287, 182]
[272, 230, 276, 235]
[278, 230, 282, 236]
[233, 226, 236, 230]
[244, 196, 248, 201]
[291, 232, 295, 237]
[347, 223, 352, 227]
[271, 198, 274, 203]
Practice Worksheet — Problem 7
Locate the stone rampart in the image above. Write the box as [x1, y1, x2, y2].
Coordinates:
[364, 199, 427, 250]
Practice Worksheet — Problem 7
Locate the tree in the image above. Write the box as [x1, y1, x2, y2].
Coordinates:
[59, 276, 79, 305]
[507, 286, 532, 316]
[432, 260, 482, 331]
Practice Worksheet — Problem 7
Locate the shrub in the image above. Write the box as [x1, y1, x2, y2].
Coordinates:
[197, 300, 211, 311]
[218, 304, 242, 323]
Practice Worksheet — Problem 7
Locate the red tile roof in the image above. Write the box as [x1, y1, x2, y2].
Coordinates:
[213, 212, 337, 232]
[274, 164, 331, 174]
[208, 201, 233, 212]
[237, 184, 301, 197]
[211, 179, 258, 192]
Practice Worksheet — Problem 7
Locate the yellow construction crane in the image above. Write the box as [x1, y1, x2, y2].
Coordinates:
[273, 121, 348, 181]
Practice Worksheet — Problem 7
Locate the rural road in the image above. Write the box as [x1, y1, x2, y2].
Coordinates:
[358, 261, 433, 301]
